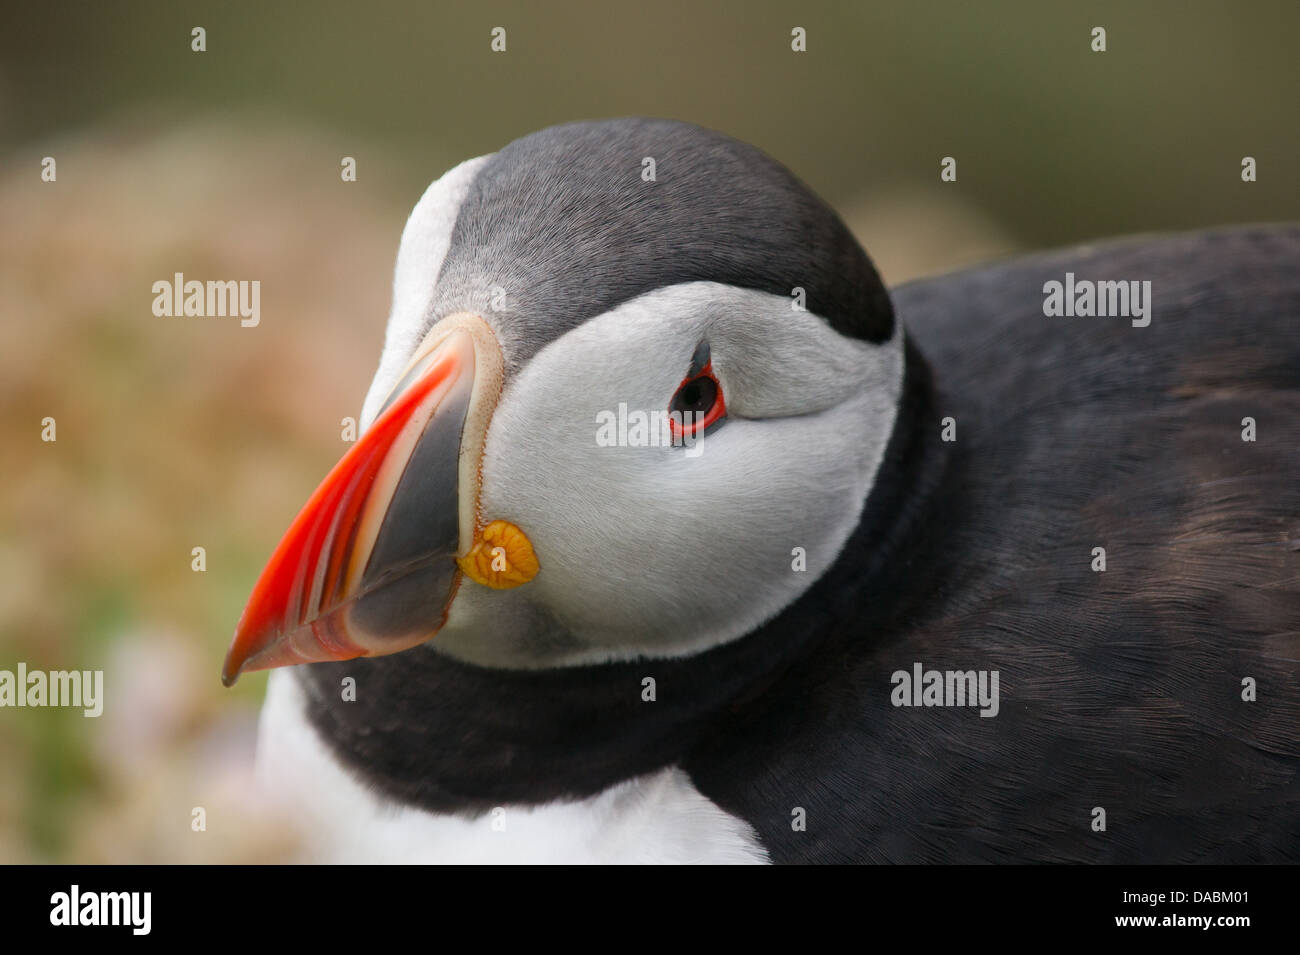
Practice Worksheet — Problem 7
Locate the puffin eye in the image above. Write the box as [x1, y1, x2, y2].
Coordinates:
[669, 359, 726, 441]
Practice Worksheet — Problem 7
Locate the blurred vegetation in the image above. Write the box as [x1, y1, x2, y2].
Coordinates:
[4, 1, 1297, 241]
[0, 1, 1296, 861]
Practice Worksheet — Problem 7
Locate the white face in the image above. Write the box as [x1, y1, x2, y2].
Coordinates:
[362, 164, 904, 669]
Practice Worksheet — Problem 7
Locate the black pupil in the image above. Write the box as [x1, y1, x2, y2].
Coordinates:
[674, 376, 717, 416]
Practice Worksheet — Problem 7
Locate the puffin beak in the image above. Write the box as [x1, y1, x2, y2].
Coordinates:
[222, 315, 504, 686]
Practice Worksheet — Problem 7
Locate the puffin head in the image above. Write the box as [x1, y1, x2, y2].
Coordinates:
[223, 118, 903, 683]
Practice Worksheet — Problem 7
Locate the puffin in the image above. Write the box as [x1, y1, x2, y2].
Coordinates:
[223, 118, 1300, 863]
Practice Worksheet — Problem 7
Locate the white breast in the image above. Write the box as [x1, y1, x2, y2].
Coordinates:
[255, 670, 770, 864]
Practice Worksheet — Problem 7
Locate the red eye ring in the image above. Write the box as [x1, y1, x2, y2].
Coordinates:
[668, 360, 727, 441]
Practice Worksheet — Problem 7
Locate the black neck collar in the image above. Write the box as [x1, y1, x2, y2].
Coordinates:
[298, 336, 947, 812]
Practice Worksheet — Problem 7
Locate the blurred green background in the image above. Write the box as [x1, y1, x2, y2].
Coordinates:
[1, 0, 1296, 861]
